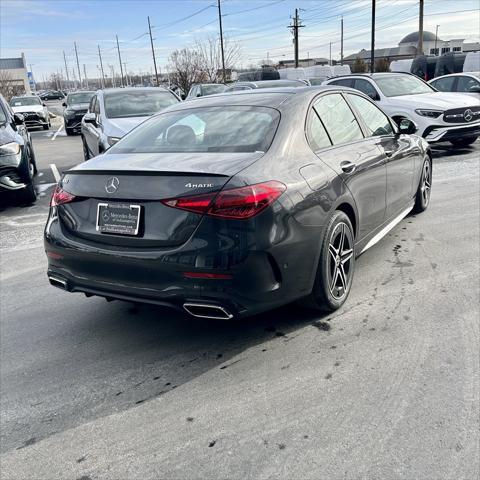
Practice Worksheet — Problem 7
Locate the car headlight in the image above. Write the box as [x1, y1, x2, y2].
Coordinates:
[415, 109, 443, 118]
[107, 136, 121, 146]
[0, 142, 21, 156]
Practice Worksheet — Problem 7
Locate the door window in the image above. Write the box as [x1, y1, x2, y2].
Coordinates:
[313, 94, 363, 146]
[347, 94, 393, 137]
[306, 110, 331, 151]
[431, 76, 456, 92]
[328, 78, 354, 88]
[354, 79, 379, 99]
[457, 75, 480, 92]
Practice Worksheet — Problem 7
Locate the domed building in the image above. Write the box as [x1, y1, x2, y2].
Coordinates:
[343, 30, 479, 67]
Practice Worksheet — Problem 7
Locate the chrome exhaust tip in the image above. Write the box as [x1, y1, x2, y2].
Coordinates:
[48, 275, 68, 290]
[183, 303, 233, 320]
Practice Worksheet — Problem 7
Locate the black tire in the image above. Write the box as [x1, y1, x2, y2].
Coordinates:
[413, 156, 432, 213]
[43, 123, 49, 130]
[65, 127, 74, 136]
[300, 211, 355, 312]
[18, 161, 37, 204]
[450, 136, 478, 148]
[82, 136, 90, 161]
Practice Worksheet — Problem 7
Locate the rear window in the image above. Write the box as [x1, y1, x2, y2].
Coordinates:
[108, 106, 280, 154]
[104, 90, 179, 118]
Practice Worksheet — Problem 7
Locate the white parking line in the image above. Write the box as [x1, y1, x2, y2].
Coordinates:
[49, 164, 61, 182]
[52, 123, 64, 141]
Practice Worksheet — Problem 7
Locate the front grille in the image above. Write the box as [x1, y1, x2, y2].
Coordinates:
[75, 110, 87, 118]
[443, 106, 480, 124]
[22, 112, 40, 121]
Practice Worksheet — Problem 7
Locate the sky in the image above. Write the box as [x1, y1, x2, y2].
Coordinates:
[1, 0, 479, 81]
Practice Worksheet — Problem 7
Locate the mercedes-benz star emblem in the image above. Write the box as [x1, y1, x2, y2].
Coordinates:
[105, 177, 119, 194]
[464, 109, 473, 122]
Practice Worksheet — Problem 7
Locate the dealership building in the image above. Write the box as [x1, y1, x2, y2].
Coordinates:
[0, 53, 32, 95]
[344, 31, 480, 66]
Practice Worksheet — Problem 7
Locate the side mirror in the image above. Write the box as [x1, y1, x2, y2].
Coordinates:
[83, 112, 97, 126]
[397, 118, 417, 135]
[62, 102, 67, 107]
[13, 113, 25, 125]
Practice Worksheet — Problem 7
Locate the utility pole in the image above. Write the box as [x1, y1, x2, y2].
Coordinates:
[123, 63, 129, 86]
[289, 9, 304, 69]
[370, 0, 376, 73]
[98, 45, 106, 88]
[74, 41, 82, 88]
[63, 51, 70, 90]
[83, 64, 89, 88]
[418, 0, 424, 55]
[434, 25, 440, 55]
[340, 16, 344, 66]
[116, 35, 125, 87]
[217, 0, 226, 82]
[147, 16, 159, 86]
[72, 68, 77, 89]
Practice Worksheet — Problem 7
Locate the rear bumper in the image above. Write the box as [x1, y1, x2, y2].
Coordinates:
[44, 211, 321, 318]
[422, 122, 480, 143]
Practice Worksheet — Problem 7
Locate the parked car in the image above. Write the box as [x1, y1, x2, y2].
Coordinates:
[39, 90, 65, 100]
[0, 94, 37, 204]
[429, 72, 480, 95]
[225, 79, 306, 92]
[324, 72, 480, 147]
[186, 84, 226, 99]
[45, 86, 431, 319]
[237, 66, 280, 81]
[410, 55, 438, 81]
[81, 87, 180, 160]
[10, 95, 50, 130]
[62, 91, 95, 135]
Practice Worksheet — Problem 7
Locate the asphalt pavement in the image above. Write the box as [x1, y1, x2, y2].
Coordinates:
[0, 121, 479, 479]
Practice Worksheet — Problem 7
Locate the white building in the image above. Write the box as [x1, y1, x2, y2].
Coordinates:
[0, 53, 31, 97]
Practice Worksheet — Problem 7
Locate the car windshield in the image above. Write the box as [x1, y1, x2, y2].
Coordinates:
[104, 90, 179, 118]
[375, 75, 435, 97]
[108, 106, 280, 154]
[202, 84, 226, 95]
[10, 97, 42, 106]
[67, 92, 94, 105]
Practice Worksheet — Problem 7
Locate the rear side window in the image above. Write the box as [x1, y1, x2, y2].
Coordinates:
[347, 94, 393, 137]
[457, 75, 480, 92]
[313, 94, 363, 146]
[109, 106, 280, 154]
[307, 110, 331, 151]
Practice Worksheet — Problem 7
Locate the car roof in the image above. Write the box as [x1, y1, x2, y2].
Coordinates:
[160, 85, 356, 110]
[430, 72, 480, 80]
[100, 87, 172, 95]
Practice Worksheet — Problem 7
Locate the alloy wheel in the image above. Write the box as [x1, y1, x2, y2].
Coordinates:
[421, 160, 431, 206]
[327, 222, 354, 300]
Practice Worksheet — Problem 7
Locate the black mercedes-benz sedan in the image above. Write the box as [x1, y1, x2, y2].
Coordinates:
[45, 86, 432, 319]
[62, 91, 95, 135]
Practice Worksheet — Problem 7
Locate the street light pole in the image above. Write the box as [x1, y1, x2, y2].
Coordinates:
[370, 0, 376, 72]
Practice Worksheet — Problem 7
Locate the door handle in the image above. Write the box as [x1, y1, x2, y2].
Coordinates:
[340, 161, 357, 174]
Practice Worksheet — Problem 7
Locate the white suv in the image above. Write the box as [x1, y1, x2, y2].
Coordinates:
[324, 73, 480, 148]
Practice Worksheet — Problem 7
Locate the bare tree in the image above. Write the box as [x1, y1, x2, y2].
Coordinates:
[0, 70, 25, 100]
[351, 57, 368, 73]
[375, 58, 390, 72]
[195, 35, 241, 83]
[167, 48, 204, 97]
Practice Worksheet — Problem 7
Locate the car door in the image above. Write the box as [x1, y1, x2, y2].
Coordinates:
[430, 76, 457, 92]
[354, 79, 381, 101]
[346, 92, 417, 218]
[310, 93, 387, 240]
[327, 78, 354, 88]
[84, 95, 101, 156]
[456, 75, 480, 93]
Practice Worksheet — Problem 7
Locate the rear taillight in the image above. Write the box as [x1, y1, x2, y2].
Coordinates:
[162, 181, 286, 219]
[51, 186, 75, 207]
